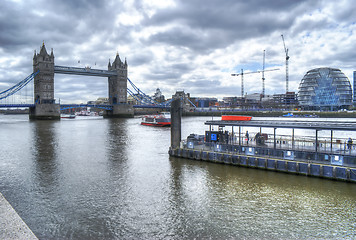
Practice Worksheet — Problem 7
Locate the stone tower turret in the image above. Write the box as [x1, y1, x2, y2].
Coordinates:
[30, 43, 60, 120]
[104, 52, 133, 118]
[108, 53, 128, 104]
[33, 43, 55, 104]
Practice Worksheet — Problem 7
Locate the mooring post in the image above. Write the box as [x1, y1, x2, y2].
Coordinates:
[315, 129, 318, 153]
[170, 98, 181, 149]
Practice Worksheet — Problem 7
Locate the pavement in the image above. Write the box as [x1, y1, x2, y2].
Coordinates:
[0, 192, 37, 239]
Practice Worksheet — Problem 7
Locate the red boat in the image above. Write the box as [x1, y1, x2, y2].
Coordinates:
[141, 112, 171, 127]
[221, 115, 252, 121]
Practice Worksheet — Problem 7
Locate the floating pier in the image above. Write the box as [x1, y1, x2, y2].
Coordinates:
[169, 147, 356, 182]
[169, 111, 356, 182]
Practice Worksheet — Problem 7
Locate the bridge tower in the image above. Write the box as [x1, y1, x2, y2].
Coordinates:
[29, 43, 60, 120]
[105, 53, 134, 117]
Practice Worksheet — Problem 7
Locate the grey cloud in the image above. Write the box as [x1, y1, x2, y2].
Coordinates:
[142, 71, 182, 82]
[332, 45, 356, 66]
[142, 0, 318, 53]
[0, 0, 121, 52]
[129, 51, 154, 66]
[329, 1, 356, 23]
[291, 18, 331, 36]
[1, 0, 355, 102]
[141, 62, 195, 83]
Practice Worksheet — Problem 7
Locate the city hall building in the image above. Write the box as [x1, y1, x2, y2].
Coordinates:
[298, 67, 352, 110]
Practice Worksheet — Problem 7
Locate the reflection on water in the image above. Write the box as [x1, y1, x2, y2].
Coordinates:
[32, 121, 59, 191]
[168, 157, 356, 239]
[0, 115, 355, 239]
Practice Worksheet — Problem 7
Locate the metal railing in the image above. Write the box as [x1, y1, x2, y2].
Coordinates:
[181, 133, 356, 167]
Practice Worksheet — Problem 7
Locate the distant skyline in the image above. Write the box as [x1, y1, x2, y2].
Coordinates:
[1, 0, 356, 103]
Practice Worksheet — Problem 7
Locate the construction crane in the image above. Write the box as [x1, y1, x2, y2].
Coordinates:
[231, 66, 278, 98]
[262, 50, 266, 97]
[231, 69, 260, 97]
[281, 34, 290, 93]
[261, 50, 280, 97]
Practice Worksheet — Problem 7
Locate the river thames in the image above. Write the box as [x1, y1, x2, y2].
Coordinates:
[0, 114, 355, 239]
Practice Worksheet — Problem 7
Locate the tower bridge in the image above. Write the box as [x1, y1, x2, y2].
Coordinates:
[0, 43, 173, 119]
[30, 43, 132, 119]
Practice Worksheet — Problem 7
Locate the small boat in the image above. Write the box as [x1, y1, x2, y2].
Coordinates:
[61, 114, 76, 119]
[141, 112, 171, 127]
[281, 112, 319, 118]
[221, 115, 252, 121]
[282, 112, 295, 117]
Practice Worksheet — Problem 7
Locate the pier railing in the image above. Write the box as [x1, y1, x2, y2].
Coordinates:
[244, 133, 354, 154]
[181, 132, 356, 167]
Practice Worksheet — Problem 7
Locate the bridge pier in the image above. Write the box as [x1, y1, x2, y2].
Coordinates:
[103, 104, 134, 118]
[29, 104, 60, 120]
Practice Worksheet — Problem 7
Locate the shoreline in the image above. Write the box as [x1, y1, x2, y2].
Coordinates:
[2, 110, 356, 118]
[0, 192, 37, 239]
[181, 110, 356, 118]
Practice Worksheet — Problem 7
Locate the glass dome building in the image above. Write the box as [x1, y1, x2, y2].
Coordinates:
[298, 67, 352, 110]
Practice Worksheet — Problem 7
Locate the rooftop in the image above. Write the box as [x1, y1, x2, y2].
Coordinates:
[205, 119, 356, 131]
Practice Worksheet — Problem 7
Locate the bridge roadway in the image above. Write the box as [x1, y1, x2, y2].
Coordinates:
[54, 65, 117, 77]
[0, 104, 170, 110]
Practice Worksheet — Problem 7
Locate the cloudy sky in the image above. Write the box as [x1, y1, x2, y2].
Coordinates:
[1, 0, 356, 103]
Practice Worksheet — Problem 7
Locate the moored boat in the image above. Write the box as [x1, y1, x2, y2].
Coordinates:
[141, 112, 171, 127]
[221, 115, 252, 121]
[281, 112, 319, 118]
[61, 114, 76, 119]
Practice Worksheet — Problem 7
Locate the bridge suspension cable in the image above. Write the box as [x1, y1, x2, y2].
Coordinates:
[127, 78, 160, 105]
[127, 78, 177, 108]
[127, 88, 153, 105]
[0, 70, 39, 100]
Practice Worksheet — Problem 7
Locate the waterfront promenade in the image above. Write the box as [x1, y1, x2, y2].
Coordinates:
[0, 193, 37, 239]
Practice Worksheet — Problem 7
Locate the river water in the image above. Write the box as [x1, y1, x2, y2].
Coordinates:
[0, 114, 355, 239]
